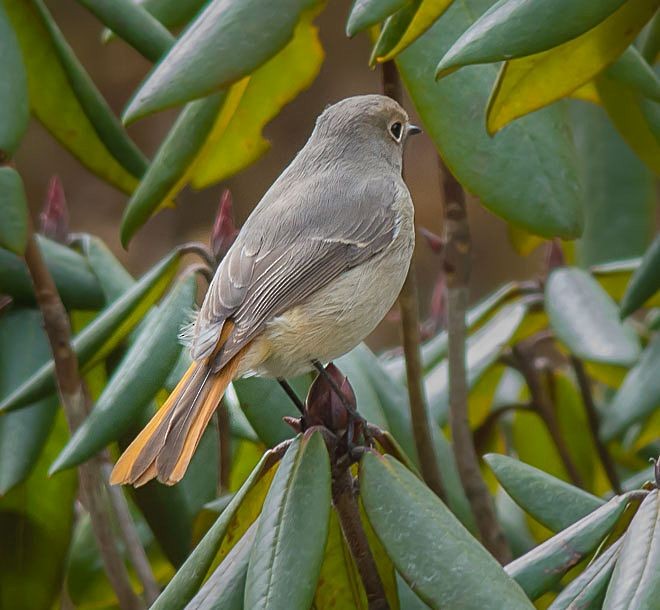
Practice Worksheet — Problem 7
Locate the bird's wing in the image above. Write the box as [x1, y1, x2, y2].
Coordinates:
[191, 174, 403, 364]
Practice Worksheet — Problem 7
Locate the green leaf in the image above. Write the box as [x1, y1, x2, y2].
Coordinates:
[360, 452, 534, 609]
[189, 16, 324, 188]
[435, 0, 627, 76]
[245, 432, 330, 610]
[0, 235, 105, 310]
[572, 101, 655, 268]
[549, 537, 621, 610]
[0, 413, 77, 610]
[346, 0, 409, 36]
[641, 10, 660, 62]
[620, 235, 660, 318]
[545, 267, 641, 367]
[505, 493, 636, 600]
[187, 524, 255, 610]
[50, 274, 195, 473]
[233, 376, 307, 447]
[484, 454, 604, 533]
[371, 0, 454, 63]
[120, 92, 225, 246]
[397, 0, 583, 239]
[0, 310, 58, 494]
[600, 336, 660, 442]
[123, 0, 322, 122]
[0, 167, 27, 255]
[33, 0, 148, 178]
[76, 0, 174, 62]
[425, 301, 527, 424]
[484, 0, 657, 134]
[78, 234, 135, 302]
[0, 0, 28, 158]
[151, 446, 282, 610]
[0, 249, 180, 413]
[603, 489, 659, 609]
[4, 0, 138, 193]
[596, 71, 660, 174]
[606, 46, 660, 102]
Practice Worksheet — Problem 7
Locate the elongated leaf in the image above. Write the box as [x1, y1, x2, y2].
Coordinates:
[4, 0, 137, 193]
[33, 0, 148, 178]
[120, 92, 225, 246]
[187, 525, 255, 610]
[78, 234, 134, 302]
[0, 0, 28, 158]
[190, 16, 323, 188]
[397, 0, 583, 239]
[0, 167, 27, 255]
[372, 0, 454, 62]
[603, 489, 659, 609]
[572, 101, 655, 268]
[485, 454, 604, 533]
[425, 301, 527, 423]
[545, 267, 641, 367]
[76, 0, 173, 62]
[642, 10, 660, 62]
[123, 0, 322, 122]
[0, 236, 105, 310]
[596, 70, 660, 174]
[151, 446, 283, 610]
[485, 0, 657, 134]
[0, 310, 58, 494]
[50, 274, 195, 473]
[0, 250, 180, 413]
[607, 46, 660, 102]
[0, 413, 76, 610]
[361, 452, 533, 609]
[600, 336, 660, 441]
[505, 493, 637, 600]
[245, 432, 330, 610]
[346, 0, 409, 36]
[549, 538, 622, 610]
[620, 235, 660, 318]
[436, 0, 627, 76]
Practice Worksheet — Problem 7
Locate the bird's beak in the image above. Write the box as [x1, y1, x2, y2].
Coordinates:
[407, 124, 422, 136]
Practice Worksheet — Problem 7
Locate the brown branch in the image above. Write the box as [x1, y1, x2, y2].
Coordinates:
[332, 465, 389, 610]
[508, 346, 585, 488]
[24, 232, 145, 610]
[473, 403, 532, 454]
[570, 356, 622, 494]
[438, 159, 512, 564]
[381, 60, 447, 500]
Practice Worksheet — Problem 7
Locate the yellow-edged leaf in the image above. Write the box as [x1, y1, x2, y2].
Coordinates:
[4, 0, 137, 193]
[508, 223, 546, 256]
[570, 81, 602, 105]
[190, 15, 323, 188]
[486, 0, 657, 134]
[375, 0, 454, 62]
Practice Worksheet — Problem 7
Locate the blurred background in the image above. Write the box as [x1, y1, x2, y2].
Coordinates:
[15, 0, 545, 350]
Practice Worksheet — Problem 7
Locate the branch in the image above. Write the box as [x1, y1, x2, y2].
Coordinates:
[332, 465, 389, 610]
[507, 346, 585, 488]
[438, 158, 512, 564]
[381, 60, 447, 500]
[24, 232, 145, 610]
[473, 403, 532, 454]
[570, 356, 622, 494]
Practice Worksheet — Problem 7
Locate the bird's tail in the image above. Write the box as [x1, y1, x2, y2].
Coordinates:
[110, 350, 243, 487]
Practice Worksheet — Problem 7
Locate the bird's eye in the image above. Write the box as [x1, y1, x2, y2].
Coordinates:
[389, 122, 403, 141]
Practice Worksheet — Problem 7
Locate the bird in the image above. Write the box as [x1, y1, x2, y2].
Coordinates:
[110, 94, 420, 486]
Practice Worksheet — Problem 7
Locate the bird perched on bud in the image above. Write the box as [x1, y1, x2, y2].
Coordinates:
[111, 94, 420, 486]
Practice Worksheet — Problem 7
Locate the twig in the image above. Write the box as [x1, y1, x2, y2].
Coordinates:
[102, 463, 160, 603]
[381, 60, 447, 500]
[24, 231, 144, 610]
[507, 346, 585, 488]
[473, 403, 532, 454]
[332, 465, 389, 610]
[570, 356, 622, 494]
[438, 158, 512, 564]
[216, 401, 232, 492]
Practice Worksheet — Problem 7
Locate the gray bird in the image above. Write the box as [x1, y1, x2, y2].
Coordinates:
[111, 94, 419, 486]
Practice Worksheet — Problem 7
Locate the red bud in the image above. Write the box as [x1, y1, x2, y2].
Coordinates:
[40, 176, 69, 243]
[211, 189, 238, 262]
[419, 226, 444, 254]
[545, 239, 564, 271]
